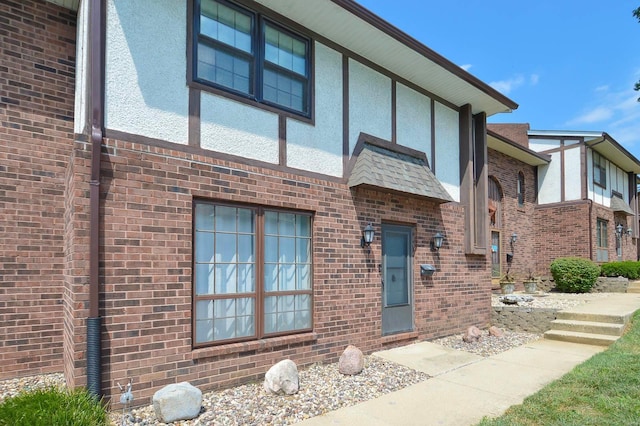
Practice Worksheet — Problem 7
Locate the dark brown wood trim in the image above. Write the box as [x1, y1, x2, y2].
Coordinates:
[186, 0, 194, 85]
[459, 104, 474, 254]
[534, 199, 592, 210]
[103, 128, 346, 184]
[188, 88, 200, 147]
[473, 112, 488, 250]
[342, 54, 350, 178]
[560, 146, 566, 202]
[391, 81, 397, 144]
[279, 115, 287, 166]
[430, 98, 436, 173]
[628, 172, 638, 238]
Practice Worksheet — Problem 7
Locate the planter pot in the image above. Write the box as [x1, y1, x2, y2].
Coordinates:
[523, 280, 537, 294]
[500, 282, 515, 294]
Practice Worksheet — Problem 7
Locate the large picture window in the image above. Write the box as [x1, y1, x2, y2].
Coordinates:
[195, 0, 311, 116]
[193, 201, 312, 346]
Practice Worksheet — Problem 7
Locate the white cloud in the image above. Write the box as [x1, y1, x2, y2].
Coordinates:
[566, 107, 613, 125]
[489, 75, 525, 95]
[595, 85, 609, 92]
[460, 64, 472, 71]
[530, 74, 539, 85]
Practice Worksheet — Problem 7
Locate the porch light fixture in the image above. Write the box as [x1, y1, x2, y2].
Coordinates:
[616, 223, 624, 237]
[361, 223, 375, 249]
[432, 232, 444, 252]
[627, 228, 633, 237]
[510, 233, 518, 245]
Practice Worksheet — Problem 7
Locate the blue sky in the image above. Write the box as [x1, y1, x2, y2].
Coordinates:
[357, 1, 640, 159]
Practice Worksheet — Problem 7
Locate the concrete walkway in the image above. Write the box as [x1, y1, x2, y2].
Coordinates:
[300, 293, 640, 426]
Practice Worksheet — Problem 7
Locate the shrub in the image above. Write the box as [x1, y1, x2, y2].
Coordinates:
[0, 387, 107, 426]
[550, 257, 600, 293]
[600, 261, 640, 279]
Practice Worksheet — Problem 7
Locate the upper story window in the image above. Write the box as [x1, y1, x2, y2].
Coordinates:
[195, 0, 311, 117]
[593, 151, 607, 188]
[517, 171, 525, 207]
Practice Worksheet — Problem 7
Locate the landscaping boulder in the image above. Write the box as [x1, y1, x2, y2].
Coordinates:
[462, 326, 482, 343]
[338, 345, 364, 375]
[489, 326, 504, 337]
[152, 382, 202, 423]
[264, 359, 299, 395]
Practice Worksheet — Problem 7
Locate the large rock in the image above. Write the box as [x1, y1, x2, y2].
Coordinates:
[462, 326, 482, 343]
[489, 326, 504, 337]
[338, 345, 364, 375]
[152, 382, 202, 423]
[264, 359, 299, 395]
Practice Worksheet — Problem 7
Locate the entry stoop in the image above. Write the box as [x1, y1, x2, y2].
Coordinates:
[544, 311, 626, 346]
[627, 280, 640, 294]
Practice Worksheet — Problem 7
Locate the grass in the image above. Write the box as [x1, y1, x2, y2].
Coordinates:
[478, 311, 640, 426]
[0, 387, 107, 426]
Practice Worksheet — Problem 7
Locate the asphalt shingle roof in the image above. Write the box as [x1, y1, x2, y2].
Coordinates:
[347, 143, 453, 203]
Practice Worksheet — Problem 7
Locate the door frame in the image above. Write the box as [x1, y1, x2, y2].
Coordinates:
[381, 223, 414, 336]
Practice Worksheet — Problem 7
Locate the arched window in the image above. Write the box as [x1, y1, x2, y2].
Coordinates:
[488, 177, 503, 228]
[517, 172, 525, 207]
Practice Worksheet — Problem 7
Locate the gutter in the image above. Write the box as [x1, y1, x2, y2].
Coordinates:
[87, 0, 105, 399]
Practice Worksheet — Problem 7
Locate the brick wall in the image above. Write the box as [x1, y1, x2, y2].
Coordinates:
[63, 136, 490, 402]
[487, 149, 537, 287]
[0, 0, 76, 379]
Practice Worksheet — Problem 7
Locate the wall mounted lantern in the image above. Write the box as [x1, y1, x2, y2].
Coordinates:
[510, 233, 518, 245]
[431, 232, 444, 252]
[361, 223, 375, 249]
[616, 223, 624, 238]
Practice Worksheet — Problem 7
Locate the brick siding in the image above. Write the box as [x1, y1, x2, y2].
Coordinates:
[0, 0, 76, 379]
[61, 136, 491, 402]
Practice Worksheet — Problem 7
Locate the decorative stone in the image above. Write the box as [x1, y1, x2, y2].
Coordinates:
[152, 382, 202, 423]
[499, 295, 534, 305]
[462, 326, 482, 343]
[264, 359, 299, 395]
[338, 345, 364, 375]
[489, 326, 504, 337]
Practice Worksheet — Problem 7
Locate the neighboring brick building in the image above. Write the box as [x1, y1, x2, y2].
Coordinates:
[488, 124, 640, 281]
[2, 0, 519, 402]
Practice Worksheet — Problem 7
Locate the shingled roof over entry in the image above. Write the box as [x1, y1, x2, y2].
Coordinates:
[347, 142, 453, 203]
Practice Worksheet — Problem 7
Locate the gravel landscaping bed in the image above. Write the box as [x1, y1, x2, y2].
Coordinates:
[1, 293, 604, 425]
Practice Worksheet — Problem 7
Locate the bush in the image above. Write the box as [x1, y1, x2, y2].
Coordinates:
[0, 387, 107, 426]
[550, 257, 600, 293]
[600, 261, 640, 279]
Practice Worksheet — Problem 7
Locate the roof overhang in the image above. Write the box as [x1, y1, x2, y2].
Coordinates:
[586, 133, 640, 174]
[347, 134, 454, 203]
[254, 0, 518, 117]
[46, 0, 79, 11]
[487, 130, 550, 166]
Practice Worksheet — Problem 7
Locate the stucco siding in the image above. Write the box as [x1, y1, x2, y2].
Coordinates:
[200, 93, 280, 163]
[73, 0, 88, 134]
[538, 151, 562, 204]
[529, 138, 560, 153]
[348, 59, 392, 153]
[434, 102, 459, 202]
[104, 0, 189, 144]
[564, 147, 581, 200]
[287, 43, 343, 177]
[396, 83, 431, 162]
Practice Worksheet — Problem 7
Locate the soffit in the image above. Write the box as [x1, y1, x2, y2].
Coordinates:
[487, 131, 550, 166]
[611, 196, 635, 216]
[347, 143, 453, 203]
[255, 0, 517, 117]
[46, 0, 79, 11]
[587, 135, 640, 174]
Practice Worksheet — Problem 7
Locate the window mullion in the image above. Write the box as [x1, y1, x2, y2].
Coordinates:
[256, 208, 265, 338]
[254, 15, 265, 102]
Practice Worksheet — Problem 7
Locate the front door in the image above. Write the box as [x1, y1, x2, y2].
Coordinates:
[381, 224, 413, 335]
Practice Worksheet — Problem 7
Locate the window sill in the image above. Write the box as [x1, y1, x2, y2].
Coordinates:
[192, 332, 318, 360]
[380, 331, 419, 345]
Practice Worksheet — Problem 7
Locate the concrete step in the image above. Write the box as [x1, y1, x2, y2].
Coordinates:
[544, 330, 619, 346]
[556, 311, 626, 324]
[550, 319, 625, 336]
[627, 280, 640, 293]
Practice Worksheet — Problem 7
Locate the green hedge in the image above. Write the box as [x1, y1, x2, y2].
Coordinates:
[600, 261, 640, 279]
[550, 257, 600, 293]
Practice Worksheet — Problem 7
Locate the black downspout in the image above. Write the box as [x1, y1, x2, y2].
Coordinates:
[87, 0, 105, 399]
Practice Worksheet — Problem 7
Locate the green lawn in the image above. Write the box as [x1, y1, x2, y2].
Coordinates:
[478, 311, 640, 426]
